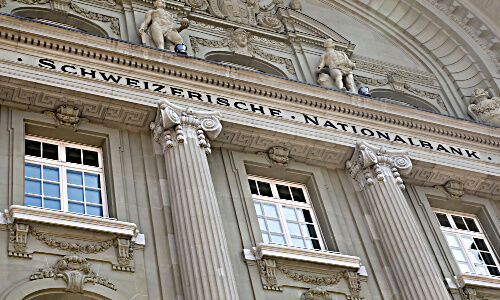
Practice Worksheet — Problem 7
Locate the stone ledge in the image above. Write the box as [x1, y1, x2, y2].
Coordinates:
[455, 273, 500, 290]
[244, 243, 362, 270]
[3, 205, 137, 237]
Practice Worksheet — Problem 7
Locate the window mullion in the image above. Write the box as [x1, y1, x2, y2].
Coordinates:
[61, 166, 68, 212]
[277, 203, 292, 247]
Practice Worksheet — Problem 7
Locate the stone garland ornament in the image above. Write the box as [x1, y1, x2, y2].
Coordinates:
[30, 254, 116, 293]
[150, 99, 222, 155]
[278, 265, 343, 286]
[468, 88, 500, 126]
[30, 227, 115, 254]
[68, 2, 120, 35]
[139, 0, 189, 52]
[345, 141, 412, 191]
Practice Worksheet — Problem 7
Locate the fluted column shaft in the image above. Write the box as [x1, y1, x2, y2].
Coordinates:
[151, 99, 239, 300]
[346, 142, 450, 300]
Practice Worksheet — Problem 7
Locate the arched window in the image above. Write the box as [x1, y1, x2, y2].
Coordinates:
[370, 89, 439, 112]
[205, 52, 287, 77]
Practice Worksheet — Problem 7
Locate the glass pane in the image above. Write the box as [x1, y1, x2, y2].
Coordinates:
[461, 236, 475, 250]
[25, 140, 41, 157]
[444, 233, 460, 247]
[292, 237, 306, 248]
[487, 266, 500, 276]
[87, 205, 103, 217]
[85, 189, 101, 204]
[267, 219, 283, 233]
[306, 224, 318, 238]
[44, 198, 61, 210]
[66, 147, 82, 164]
[452, 215, 467, 230]
[262, 203, 278, 218]
[291, 187, 306, 202]
[254, 202, 263, 215]
[474, 238, 489, 251]
[83, 150, 99, 167]
[25, 179, 41, 195]
[262, 233, 270, 243]
[480, 252, 496, 265]
[458, 262, 472, 273]
[276, 184, 292, 200]
[85, 173, 100, 188]
[468, 250, 483, 264]
[248, 179, 258, 195]
[25, 163, 41, 179]
[258, 217, 267, 231]
[297, 209, 305, 222]
[301, 224, 310, 237]
[270, 234, 286, 245]
[305, 239, 313, 249]
[67, 170, 83, 185]
[312, 239, 321, 250]
[25, 195, 42, 207]
[68, 202, 85, 214]
[282, 207, 297, 221]
[68, 186, 84, 201]
[452, 248, 467, 262]
[436, 213, 452, 228]
[464, 218, 479, 232]
[43, 166, 59, 182]
[475, 265, 489, 275]
[42, 143, 58, 160]
[287, 222, 301, 236]
[43, 182, 60, 198]
[302, 209, 313, 223]
[257, 181, 273, 197]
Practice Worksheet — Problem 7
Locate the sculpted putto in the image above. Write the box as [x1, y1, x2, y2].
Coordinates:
[317, 39, 356, 92]
[468, 88, 500, 126]
[139, 0, 189, 51]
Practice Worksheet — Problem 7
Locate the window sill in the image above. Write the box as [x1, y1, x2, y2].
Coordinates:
[454, 273, 500, 290]
[244, 243, 362, 270]
[3, 205, 137, 237]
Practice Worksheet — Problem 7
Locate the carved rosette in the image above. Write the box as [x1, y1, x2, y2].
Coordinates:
[346, 142, 412, 191]
[150, 99, 222, 155]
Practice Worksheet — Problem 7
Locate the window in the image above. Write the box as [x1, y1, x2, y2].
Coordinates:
[248, 176, 324, 250]
[434, 209, 500, 276]
[24, 136, 107, 217]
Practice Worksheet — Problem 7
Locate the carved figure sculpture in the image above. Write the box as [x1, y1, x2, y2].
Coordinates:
[468, 88, 500, 126]
[229, 28, 252, 55]
[317, 39, 356, 92]
[139, 0, 189, 51]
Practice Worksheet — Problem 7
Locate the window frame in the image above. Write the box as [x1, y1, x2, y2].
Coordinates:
[248, 175, 326, 250]
[24, 135, 108, 217]
[434, 208, 500, 277]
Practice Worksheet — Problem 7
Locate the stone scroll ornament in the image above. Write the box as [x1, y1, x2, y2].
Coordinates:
[150, 99, 222, 154]
[346, 141, 412, 191]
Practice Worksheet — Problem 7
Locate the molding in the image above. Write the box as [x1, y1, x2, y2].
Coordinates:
[249, 243, 361, 269]
[4, 205, 137, 236]
[454, 274, 500, 290]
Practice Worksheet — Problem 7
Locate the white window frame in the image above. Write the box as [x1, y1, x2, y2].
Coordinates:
[24, 135, 108, 217]
[434, 208, 500, 277]
[248, 175, 326, 250]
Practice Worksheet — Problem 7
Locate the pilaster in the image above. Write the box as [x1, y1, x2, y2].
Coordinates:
[151, 99, 239, 300]
[346, 141, 450, 300]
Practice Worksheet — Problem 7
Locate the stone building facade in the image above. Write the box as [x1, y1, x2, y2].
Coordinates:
[0, 0, 499, 299]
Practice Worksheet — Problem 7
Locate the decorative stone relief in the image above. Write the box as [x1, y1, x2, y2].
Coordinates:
[300, 287, 331, 300]
[261, 146, 290, 167]
[30, 227, 115, 254]
[139, 0, 189, 51]
[30, 254, 116, 293]
[0, 0, 5, 8]
[345, 142, 412, 190]
[434, 180, 465, 200]
[461, 287, 488, 300]
[289, 0, 301, 11]
[190, 34, 296, 75]
[8, 223, 31, 258]
[278, 265, 343, 286]
[317, 39, 356, 92]
[257, 258, 281, 291]
[343, 271, 361, 299]
[44, 104, 88, 130]
[50, 0, 70, 11]
[113, 237, 135, 272]
[468, 88, 500, 126]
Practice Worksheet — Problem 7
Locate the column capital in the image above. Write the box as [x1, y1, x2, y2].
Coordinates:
[346, 141, 412, 190]
[150, 99, 222, 154]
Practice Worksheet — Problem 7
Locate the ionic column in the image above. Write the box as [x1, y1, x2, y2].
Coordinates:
[346, 142, 450, 300]
[151, 99, 239, 300]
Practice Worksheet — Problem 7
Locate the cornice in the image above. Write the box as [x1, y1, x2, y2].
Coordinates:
[0, 13, 498, 148]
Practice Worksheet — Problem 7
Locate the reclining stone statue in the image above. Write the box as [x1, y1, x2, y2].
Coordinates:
[139, 0, 189, 52]
[317, 38, 356, 93]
